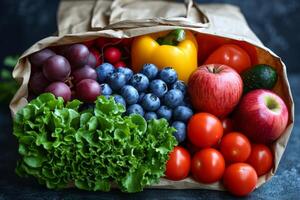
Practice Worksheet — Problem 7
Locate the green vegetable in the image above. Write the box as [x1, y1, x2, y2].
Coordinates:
[242, 64, 278, 93]
[14, 93, 177, 192]
[157, 29, 186, 46]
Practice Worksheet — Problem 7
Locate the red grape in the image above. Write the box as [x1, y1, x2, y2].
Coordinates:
[82, 40, 95, 48]
[89, 48, 102, 67]
[66, 44, 90, 68]
[43, 55, 71, 81]
[115, 61, 126, 68]
[72, 65, 97, 83]
[86, 53, 97, 68]
[104, 47, 121, 64]
[29, 49, 55, 72]
[45, 82, 71, 101]
[29, 72, 50, 94]
[76, 79, 101, 102]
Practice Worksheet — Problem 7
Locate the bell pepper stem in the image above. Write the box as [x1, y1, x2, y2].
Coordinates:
[156, 29, 186, 46]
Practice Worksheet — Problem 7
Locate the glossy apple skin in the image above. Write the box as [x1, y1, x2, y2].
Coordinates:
[188, 64, 243, 118]
[234, 89, 288, 144]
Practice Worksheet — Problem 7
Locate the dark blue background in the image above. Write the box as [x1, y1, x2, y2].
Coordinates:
[0, 0, 299, 199]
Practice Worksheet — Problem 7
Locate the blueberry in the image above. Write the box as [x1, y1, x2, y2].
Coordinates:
[103, 94, 111, 99]
[138, 92, 146, 102]
[141, 63, 159, 80]
[130, 73, 149, 92]
[113, 94, 126, 107]
[144, 112, 157, 121]
[100, 83, 112, 95]
[149, 79, 168, 97]
[156, 105, 172, 122]
[116, 67, 133, 82]
[120, 85, 139, 105]
[107, 72, 127, 90]
[96, 63, 115, 83]
[180, 97, 193, 109]
[171, 80, 186, 95]
[163, 89, 184, 108]
[172, 121, 186, 143]
[141, 93, 160, 111]
[173, 106, 193, 122]
[159, 67, 178, 84]
[126, 104, 144, 116]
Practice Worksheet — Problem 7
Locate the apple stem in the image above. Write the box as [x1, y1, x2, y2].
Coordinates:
[207, 66, 222, 74]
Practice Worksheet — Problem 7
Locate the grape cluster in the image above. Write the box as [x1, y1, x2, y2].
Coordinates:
[97, 63, 194, 143]
[29, 44, 101, 102]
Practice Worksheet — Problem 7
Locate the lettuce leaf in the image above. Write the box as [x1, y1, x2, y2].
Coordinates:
[14, 94, 177, 192]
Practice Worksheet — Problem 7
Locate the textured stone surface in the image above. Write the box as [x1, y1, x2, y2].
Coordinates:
[0, 75, 299, 199]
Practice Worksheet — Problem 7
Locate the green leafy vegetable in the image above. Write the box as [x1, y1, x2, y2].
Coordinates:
[14, 93, 177, 192]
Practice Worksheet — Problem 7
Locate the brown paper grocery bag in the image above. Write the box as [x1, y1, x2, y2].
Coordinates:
[10, 0, 294, 191]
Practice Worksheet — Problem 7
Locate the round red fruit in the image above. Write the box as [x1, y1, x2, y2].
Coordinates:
[76, 79, 101, 102]
[223, 163, 258, 196]
[247, 144, 273, 176]
[165, 146, 191, 181]
[220, 132, 251, 163]
[187, 113, 223, 148]
[115, 61, 126, 68]
[191, 148, 225, 183]
[104, 47, 122, 64]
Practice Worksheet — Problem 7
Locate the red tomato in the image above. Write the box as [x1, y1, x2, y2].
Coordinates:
[82, 40, 95, 48]
[89, 48, 102, 66]
[187, 113, 223, 148]
[115, 61, 126, 68]
[191, 148, 225, 183]
[232, 41, 258, 65]
[95, 37, 109, 49]
[104, 47, 122, 64]
[196, 33, 229, 64]
[247, 144, 273, 176]
[204, 44, 251, 73]
[223, 163, 258, 196]
[221, 118, 234, 134]
[165, 146, 191, 181]
[220, 132, 251, 163]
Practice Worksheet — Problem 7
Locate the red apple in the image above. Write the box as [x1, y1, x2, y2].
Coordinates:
[234, 89, 288, 144]
[188, 64, 243, 117]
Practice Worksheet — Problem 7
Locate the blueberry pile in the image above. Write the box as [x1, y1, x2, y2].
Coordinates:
[96, 63, 194, 143]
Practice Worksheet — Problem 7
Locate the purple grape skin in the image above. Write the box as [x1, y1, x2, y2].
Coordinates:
[29, 72, 50, 94]
[72, 65, 97, 83]
[42, 55, 71, 82]
[86, 53, 97, 68]
[66, 44, 90, 68]
[76, 79, 101, 103]
[45, 82, 71, 102]
[29, 49, 55, 72]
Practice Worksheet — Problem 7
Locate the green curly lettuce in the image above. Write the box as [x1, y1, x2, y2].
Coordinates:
[13, 93, 177, 192]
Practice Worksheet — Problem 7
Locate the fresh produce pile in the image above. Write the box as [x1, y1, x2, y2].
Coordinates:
[14, 29, 289, 196]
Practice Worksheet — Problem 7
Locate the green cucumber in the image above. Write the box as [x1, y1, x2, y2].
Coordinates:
[242, 64, 278, 93]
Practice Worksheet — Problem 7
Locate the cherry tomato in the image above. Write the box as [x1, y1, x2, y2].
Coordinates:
[247, 144, 273, 176]
[220, 132, 251, 163]
[115, 61, 126, 68]
[196, 33, 229, 64]
[95, 37, 109, 49]
[221, 118, 234, 134]
[232, 40, 258, 65]
[187, 113, 223, 148]
[104, 47, 122, 64]
[191, 148, 225, 183]
[223, 163, 258, 196]
[82, 40, 95, 48]
[165, 146, 191, 181]
[204, 44, 251, 73]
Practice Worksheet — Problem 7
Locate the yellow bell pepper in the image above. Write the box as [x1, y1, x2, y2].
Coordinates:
[131, 29, 198, 83]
